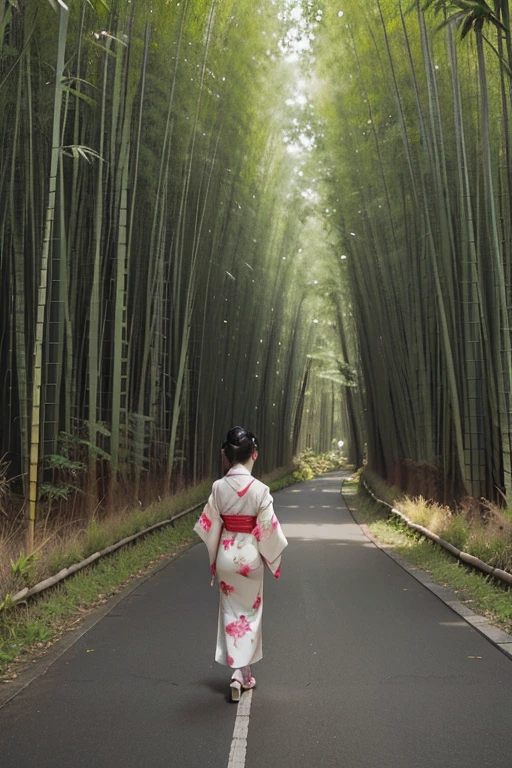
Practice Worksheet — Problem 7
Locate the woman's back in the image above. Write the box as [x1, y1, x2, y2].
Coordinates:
[211, 467, 271, 518]
[194, 426, 287, 701]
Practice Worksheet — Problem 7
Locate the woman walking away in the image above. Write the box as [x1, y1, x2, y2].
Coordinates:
[194, 426, 288, 701]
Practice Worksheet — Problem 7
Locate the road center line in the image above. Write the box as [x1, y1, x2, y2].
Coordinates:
[227, 689, 253, 768]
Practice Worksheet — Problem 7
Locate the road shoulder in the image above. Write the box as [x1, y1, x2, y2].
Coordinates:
[343, 486, 512, 663]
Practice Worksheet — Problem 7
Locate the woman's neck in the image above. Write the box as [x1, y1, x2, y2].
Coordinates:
[233, 459, 254, 474]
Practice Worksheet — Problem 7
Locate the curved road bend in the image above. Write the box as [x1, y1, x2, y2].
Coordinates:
[1, 472, 512, 767]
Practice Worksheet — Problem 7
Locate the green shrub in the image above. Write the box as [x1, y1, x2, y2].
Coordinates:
[292, 450, 344, 481]
[11, 553, 39, 587]
[268, 473, 298, 491]
[293, 466, 314, 482]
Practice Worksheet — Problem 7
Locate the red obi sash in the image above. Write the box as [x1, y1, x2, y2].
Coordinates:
[221, 514, 257, 534]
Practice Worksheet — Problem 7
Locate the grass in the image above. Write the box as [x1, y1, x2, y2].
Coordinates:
[361, 467, 512, 573]
[343, 479, 512, 634]
[0, 467, 302, 680]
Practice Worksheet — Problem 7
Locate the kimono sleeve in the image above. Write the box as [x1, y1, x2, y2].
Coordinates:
[193, 487, 223, 577]
[254, 486, 288, 578]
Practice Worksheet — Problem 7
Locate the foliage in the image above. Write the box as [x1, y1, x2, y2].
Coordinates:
[292, 449, 344, 481]
[11, 552, 38, 587]
[38, 436, 87, 502]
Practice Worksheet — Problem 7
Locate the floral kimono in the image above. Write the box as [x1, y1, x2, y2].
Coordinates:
[194, 465, 288, 669]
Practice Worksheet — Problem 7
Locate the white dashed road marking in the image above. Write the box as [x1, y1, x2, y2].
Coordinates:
[227, 689, 253, 768]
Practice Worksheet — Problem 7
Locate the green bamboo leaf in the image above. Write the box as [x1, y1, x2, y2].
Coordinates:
[86, 36, 116, 57]
[97, 31, 127, 47]
[38, 482, 83, 501]
[86, 0, 110, 12]
[461, 15, 477, 37]
[61, 86, 96, 107]
[61, 144, 103, 162]
[44, 454, 86, 472]
[78, 441, 112, 462]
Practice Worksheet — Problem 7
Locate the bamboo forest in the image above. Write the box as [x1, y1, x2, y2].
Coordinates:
[2, 0, 512, 551]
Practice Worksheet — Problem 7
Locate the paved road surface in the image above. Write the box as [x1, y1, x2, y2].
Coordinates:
[1, 472, 512, 767]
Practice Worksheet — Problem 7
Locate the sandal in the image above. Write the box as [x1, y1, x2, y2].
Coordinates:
[242, 676, 256, 690]
[230, 680, 242, 702]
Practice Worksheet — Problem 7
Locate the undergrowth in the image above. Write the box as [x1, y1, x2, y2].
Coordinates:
[362, 469, 512, 574]
[1, 481, 212, 603]
[292, 449, 346, 482]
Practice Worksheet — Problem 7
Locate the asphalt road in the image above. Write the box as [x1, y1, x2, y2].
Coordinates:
[1, 471, 512, 767]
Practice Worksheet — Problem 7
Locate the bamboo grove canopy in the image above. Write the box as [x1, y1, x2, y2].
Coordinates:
[311, 0, 512, 504]
[5, 0, 512, 528]
[0, 0, 343, 538]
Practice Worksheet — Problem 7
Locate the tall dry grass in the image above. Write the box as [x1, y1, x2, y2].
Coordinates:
[396, 496, 512, 572]
[0, 480, 212, 602]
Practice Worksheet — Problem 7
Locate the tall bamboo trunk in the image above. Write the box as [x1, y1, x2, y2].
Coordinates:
[27, 0, 69, 549]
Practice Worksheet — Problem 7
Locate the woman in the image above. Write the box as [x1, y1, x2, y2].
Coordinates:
[194, 426, 288, 701]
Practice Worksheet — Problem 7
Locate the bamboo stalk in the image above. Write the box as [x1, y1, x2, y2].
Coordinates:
[27, 0, 69, 551]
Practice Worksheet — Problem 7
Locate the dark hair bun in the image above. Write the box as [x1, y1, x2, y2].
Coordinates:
[222, 426, 259, 465]
[226, 426, 249, 446]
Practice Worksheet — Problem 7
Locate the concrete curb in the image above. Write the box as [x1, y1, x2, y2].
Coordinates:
[342, 485, 512, 663]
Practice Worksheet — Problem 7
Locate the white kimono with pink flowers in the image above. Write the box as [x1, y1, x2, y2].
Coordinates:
[194, 466, 288, 668]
